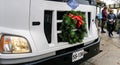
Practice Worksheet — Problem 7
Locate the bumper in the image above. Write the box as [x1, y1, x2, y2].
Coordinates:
[21, 38, 101, 65]
[1, 38, 100, 65]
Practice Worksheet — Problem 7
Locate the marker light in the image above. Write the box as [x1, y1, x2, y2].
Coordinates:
[0, 35, 31, 54]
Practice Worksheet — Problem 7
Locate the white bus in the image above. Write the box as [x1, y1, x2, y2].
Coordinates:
[0, 0, 100, 65]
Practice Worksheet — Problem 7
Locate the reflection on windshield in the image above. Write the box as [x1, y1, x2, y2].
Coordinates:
[76, 0, 96, 5]
[47, 0, 96, 5]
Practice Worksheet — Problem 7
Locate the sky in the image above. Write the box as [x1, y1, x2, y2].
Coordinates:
[100, 0, 118, 5]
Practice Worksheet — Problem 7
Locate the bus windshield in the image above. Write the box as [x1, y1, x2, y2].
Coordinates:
[47, 0, 96, 5]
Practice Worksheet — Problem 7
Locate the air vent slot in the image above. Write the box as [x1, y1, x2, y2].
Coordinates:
[88, 12, 91, 30]
[44, 10, 53, 43]
[57, 11, 66, 20]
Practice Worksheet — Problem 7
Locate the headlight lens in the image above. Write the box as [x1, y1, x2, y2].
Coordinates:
[0, 35, 31, 54]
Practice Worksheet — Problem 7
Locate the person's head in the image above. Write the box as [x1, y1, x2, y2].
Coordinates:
[104, 6, 107, 10]
[109, 9, 113, 14]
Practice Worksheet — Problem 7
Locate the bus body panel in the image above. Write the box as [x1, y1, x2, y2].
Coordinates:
[30, 0, 98, 51]
[0, 0, 100, 64]
[0, 0, 30, 30]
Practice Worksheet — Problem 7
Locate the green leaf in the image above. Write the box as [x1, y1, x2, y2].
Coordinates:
[60, 10, 86, 44]
[70, 31, 75, 37]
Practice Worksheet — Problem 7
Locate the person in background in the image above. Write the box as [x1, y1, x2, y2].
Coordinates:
[101, 7, 108, 33]
[117, 10, 120, 34]
[107, 9, 116, 38]
[98, 11, 102, 24]
[96, 11, 102, 32]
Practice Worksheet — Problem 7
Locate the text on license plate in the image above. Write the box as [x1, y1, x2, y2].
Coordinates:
[72, 49, 84, 62]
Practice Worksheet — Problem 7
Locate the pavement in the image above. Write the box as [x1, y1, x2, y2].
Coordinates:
[81, 30, 120, 65]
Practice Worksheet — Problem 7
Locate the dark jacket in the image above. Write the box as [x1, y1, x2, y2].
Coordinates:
[107, 13, 116, 24]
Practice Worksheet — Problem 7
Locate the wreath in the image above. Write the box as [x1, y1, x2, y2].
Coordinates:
[60, 11, 86, 44]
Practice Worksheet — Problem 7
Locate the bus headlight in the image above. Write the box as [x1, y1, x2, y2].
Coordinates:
[0, 35, 31, 54]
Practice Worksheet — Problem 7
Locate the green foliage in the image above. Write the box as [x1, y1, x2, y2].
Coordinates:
[60, 11, 86, 44]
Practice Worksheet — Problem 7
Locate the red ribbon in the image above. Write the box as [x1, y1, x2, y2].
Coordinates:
[69, 13, 83, 28]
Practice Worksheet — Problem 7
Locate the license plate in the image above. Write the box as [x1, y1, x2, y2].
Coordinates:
[72, 49, 84, 62]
